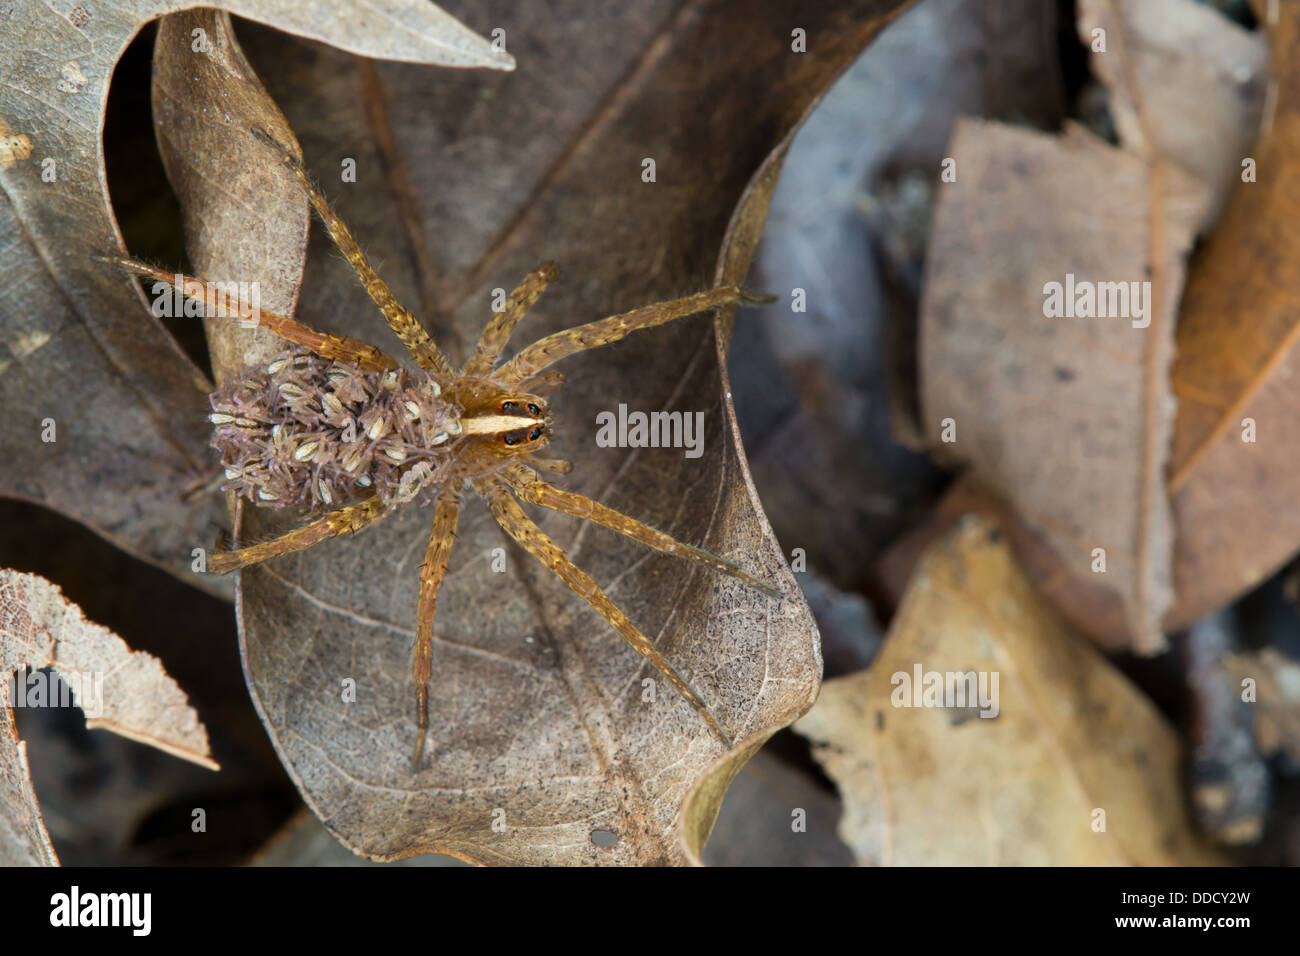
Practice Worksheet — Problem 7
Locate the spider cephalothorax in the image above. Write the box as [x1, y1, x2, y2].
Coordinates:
[437, 378, 554, 479]
[113, 128, 780, 768]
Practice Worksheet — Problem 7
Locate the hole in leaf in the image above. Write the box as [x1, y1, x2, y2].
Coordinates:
[103, 20, 211, 379]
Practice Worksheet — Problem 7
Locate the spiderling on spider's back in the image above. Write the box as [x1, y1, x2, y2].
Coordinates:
[209, 347, 459, 512]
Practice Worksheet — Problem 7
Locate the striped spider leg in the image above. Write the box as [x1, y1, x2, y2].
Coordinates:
[104, 257, 400, 373]
[248, 127, 455, 379]
[448, 278, 782, 761]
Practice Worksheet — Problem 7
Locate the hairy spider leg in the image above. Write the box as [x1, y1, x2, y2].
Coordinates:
[475, 474, 732, 746]
[517, 371, 566, 396]
[526, 454, 573, 475]
[495, 286, 778, 385]
[463, 262, 560, 376]
[109, 257, 399, 372]
[503, 462, 780, 599]
[208, 495, 391, 573]
[412, 486, 461, 768]
[250, 127, 453, 380]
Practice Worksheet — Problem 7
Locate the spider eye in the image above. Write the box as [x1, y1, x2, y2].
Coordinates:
[502, 431, 521, 447]
[526, 402, 540, 417]
[501, 400, 517, 412]
[528, 426, 543, 441]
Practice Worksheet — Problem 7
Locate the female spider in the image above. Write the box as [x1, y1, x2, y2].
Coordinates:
[112, 128, 780, 768]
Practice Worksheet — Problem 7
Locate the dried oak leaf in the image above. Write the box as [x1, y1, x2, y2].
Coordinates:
[0, 568, 217, 865]
[0, 0, 510, 601]
[1078, 0, 1268, 227]
[985, 0, 1281, 646]
[796, 517, 1223, 866]
[1166, 2, 1300, 627]
[150, 1, 909, 864]
[919, 118, 1210, 654]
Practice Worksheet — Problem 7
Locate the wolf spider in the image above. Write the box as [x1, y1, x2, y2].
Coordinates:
[112, 128, 780, 768]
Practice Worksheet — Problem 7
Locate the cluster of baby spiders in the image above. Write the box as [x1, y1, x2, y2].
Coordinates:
[111, 127, 781, 769]
[209, 347, 458, 510]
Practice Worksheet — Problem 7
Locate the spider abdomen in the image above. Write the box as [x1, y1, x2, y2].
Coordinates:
[209, 347, 460, 511]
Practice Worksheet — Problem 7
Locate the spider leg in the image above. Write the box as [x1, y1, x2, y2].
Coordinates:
[208, 496, 390, 573]
[249, 128, 453, 379]
[517, 371, 566, 397]
[504, 463, 780, 599]
[108, 257, 399, 372]
[412, 485, 461, 769]
[475, 475, 732, 746]
[526, 454, 573, 475]
[495, 286, 777, 385]
[463, 262, 559, 376]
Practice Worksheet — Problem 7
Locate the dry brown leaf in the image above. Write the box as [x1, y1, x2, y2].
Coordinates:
[0, 568, 218, 864]
[148, 1, 910, 864]
[923, 2, 1279, 649]
[0, 0, 510, 601]
[797, 517, 1223, 865]
[0, 569, 217, 766]
[874, 475, 1133, 651]
[1166, 2, 1300, 627]
[919, 118, 1210, 654]
[1079, 0, 1268, 226]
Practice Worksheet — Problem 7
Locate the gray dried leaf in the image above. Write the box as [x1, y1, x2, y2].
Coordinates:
[1079, 0, 1267, 226]
[0, 569, 218, 865]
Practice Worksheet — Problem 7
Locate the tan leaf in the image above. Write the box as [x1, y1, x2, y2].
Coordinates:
[875, 476, 1133, 652]
[919, 117, 1210, 653]
[0, 0, 509, 600]
[796, 517, 1222, 866]
[0, 568, 218, 865]
[151, 1, 910, 864]
[1078, 0, 1268, 226]
[1167, 2, 1300, 627]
